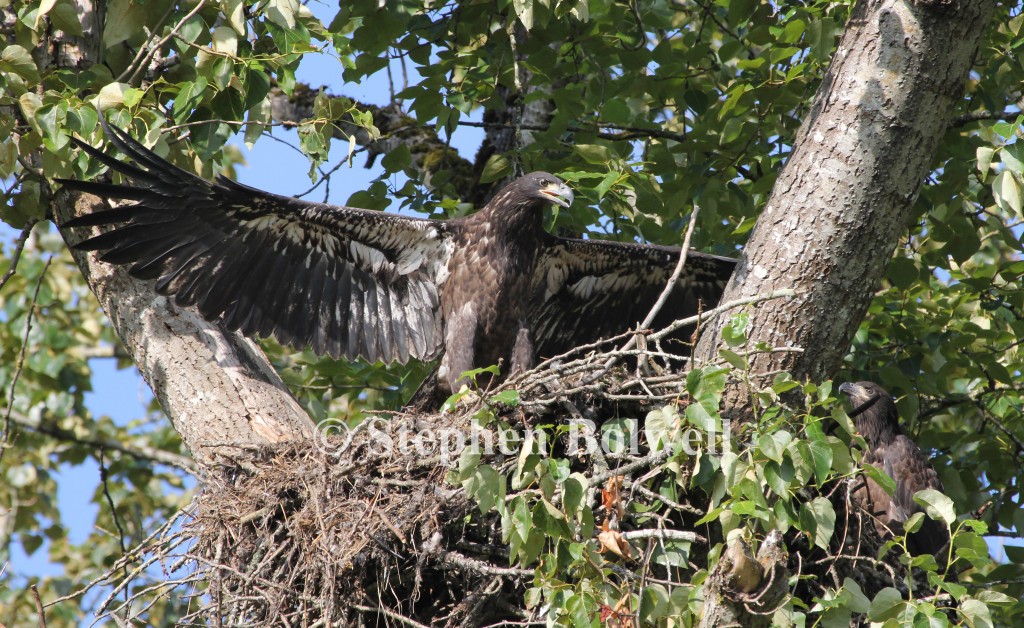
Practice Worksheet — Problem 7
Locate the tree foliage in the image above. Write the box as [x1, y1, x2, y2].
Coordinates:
[0, 0, 1022, 624]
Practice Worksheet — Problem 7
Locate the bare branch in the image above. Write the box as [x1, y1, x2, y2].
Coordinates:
[0, 218, 38, 293]
[4, 409, 196, 473]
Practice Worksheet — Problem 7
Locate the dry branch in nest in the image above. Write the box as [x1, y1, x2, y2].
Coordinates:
[185, 412, 520, 626]
[48, 288, 934, 626]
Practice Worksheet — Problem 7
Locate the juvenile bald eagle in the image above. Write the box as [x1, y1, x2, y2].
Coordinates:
[60, 121, 736, 399]
[839, 381, 949, 557]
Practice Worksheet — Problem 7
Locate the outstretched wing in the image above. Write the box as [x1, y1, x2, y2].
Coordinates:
[529, 237, 736, 359]
[60, 122, 453, 364]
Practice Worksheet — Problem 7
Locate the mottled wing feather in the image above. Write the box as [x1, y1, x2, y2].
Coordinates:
[529, 236, 736, 359]
[61, 123, 453, 364]
[861, 439, 948, 556]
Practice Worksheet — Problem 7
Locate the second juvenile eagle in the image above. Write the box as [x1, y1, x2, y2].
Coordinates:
[61, 121, 737, 397]
[839, 381, 949, 557]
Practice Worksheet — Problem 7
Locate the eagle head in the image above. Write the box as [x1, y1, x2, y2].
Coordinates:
[521, 172, 574, 208]
[839, 380, 900, 446]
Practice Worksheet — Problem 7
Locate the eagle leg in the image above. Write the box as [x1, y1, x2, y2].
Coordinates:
[440, 303, 479, 394]
[510, 323, 535, 378]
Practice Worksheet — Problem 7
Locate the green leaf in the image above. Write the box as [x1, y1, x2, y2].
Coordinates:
[223, 0, 246, 35]
[959, 598, 994, 628]
[802, 497, 835, 550]
[993, 170, 1023, 216]
[758, 431, 791, 464]
[575, 144, 611, 165]
[975, 590, 1017, 606]
[861, 464, 896, 497]
[172, 78, 208, 123]
[913, 489, 956, 525]
[763, 462, 790, 497]
[21, 534, 43, 556]
[867, 587, 905, 622]
[512, 431, 538, 490]
[976, 146, 995, 178]
[991, 116, 1023, 139]
[1002, 142, 1024, 174]
[841, 578, 871, 614]
[49, 2, 85, 36]
[478, 154, 512, 184]
[685, 400, 717, 433]
[639, 584, 670, 622]
[722, 311, 748, 347]
[0, 45, 41, 84]
[488, 389, 520, 406]
[807, 438, 833, 486]
[562, 473, 587, 518]
[244, 97, 272, 148]
[718, 348, 747, 369]
[243, 68, 272, 112]
[512, 0, 534, 29]
[104, 0, 147, 47]
[886, 256, 918, 290]
[904, 511, 925, 534]
[645, 405, 680, 450]
[781, 18, 806, 43]
[36, 0, 58, 26]
[464, 464, 500, 513]
[266, 0, 298, 29]
[806, 17, 836, 62]
[381, 144, 413, 173]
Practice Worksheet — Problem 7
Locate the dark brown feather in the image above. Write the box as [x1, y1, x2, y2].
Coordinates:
[60, 121, 737, 405]
[839, 381, 949, 557]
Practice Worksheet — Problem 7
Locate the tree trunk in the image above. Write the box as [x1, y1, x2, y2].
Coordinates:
[693, 0, 993, 413]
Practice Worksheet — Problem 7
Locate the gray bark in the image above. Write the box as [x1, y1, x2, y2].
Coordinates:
[57, 194, 315, 469]
[694, 0, 994, 413]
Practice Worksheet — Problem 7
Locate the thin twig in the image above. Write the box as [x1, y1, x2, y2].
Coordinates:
[31, 585, 46, 628]
[436, 549, 534, 578]
[98, 450, 131, 607]
[1, 256, 50, 466]
[649, 288, 797, 341]
[3, 409, 195, 472]
[120, 0, 208, 84]
[0, 218, 38, 292]
[586, 208, 702, 383]
[351, 604, 431, 628]
[639, 204, 702, 333]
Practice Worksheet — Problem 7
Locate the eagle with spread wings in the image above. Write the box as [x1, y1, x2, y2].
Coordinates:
[60, 121, 737, 401]
[839, 381, 950, 557]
